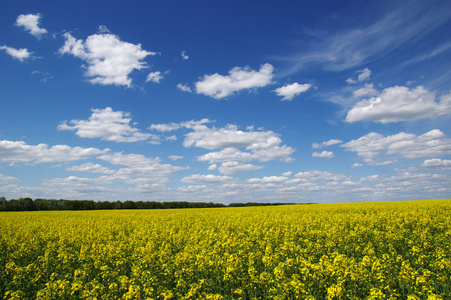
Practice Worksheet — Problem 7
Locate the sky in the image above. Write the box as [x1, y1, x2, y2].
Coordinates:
[0, 0, 450, 203]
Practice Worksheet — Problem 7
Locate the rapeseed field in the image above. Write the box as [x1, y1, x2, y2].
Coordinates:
[1, 200, 450, 299]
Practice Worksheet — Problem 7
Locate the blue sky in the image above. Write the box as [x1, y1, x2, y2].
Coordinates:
[0, 0, 450, 203]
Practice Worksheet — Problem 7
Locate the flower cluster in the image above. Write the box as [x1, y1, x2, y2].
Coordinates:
[1, 200, 450, 299]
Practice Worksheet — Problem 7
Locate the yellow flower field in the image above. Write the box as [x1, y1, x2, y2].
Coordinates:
[1, 200, 450, 299]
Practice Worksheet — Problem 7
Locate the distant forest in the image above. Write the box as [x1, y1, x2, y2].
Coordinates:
[0, 197, 300, 211]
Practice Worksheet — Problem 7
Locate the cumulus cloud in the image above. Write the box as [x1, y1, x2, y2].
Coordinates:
[274, 82, 312, 101]
[0, 46, 32, 62]
[168, 155, 183, 161]
[59, 29, 156, 87]
[184, 124, 295, 163]
[0, 174, 19, 184]
[15, 13, 47, 38]
[181, 51, 189, 60]
[195, 63, 274, 99]
[149, 118, 213, 132]
[58, 107, 157, 143]
[295, 170, 349, 182]
[177, 185, 207, 193]
[421, 158, 451, 170]
[97, 152, 161, 167]
[346, 86, 451, 123]
[357, 68, 372, 81]
[346, 68, 371, 84]
[351, 163, 364, 168]
[248, 176, 288, 184]
[177, 83, 192, 92]
[98, 152, 186, 182]
[197, 148, 253, 163]
[312, 151, 334, 159]
[180, 174, 237, 184]
[146, 71, 163, 83]
[214, 161, 263, 175]
[342, 129, 451, 164]
[185, 124, 278, 150]
[353, 83, 378, 97]
[312, 139, 343, 149]
[0, 140, 108, 165]
[66, 162, 115, 174]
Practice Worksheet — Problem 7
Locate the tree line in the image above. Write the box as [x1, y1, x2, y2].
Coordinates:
[0, 197, 298, 211]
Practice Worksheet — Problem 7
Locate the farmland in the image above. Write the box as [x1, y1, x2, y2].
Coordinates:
[1, 200, 450, 299]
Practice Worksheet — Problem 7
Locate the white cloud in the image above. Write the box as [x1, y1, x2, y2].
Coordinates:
[180, 174, 237, 184]
[0, 46, 32, 62]
[360, 174, 380, 182]
[15, 13, 47, 38]
[197, 148, 253, 163]
[248, 176, 288, 184]
[168, 155, 183, 161]
[353, 83, 378, 97]
[177, 83, 192, 92]
[59, 30, 156, 87]
[181, 51, 189, 60]
[312, 151, 334, 159]
[165, 135, 177, 142]
[98, 152, 186, 183]
[421, 158, 451, 170]
[146, 71, 163, 83]
[295, 170, 349, 182]
[149, 123, 181, 132]
[0, 140, 108, 165]
[274, 82, 312, 101]
[347, 68, 371, 84]
[357, 68, 371, 81]
[346, 78, 357, 84]
[97, 152, 160, 167]
[58, 107, 157, 143]
[184, 124, 279, 150]
[312, 139, 343, 149]
[177, 185, 207, 193]
[149, 118, 213, 132]
[215, 161, 263, 175]
[66, 162, 115, 174]
[45, 175, 117, 187]
[342, 129, 451, 163]
[195, 63, 274, 99]
[351, 163, 363, 168]
[346, 86, 451, 123]
[184, 124, 295, 164]
[0, 174, 18, 184]
[251, 146, 295, 163]
[394, 167, 420, 172]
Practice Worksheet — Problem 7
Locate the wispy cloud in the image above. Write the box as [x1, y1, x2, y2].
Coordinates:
[281, 1, 451, 73]
[401, 42, 451, 66]
[146, 71, 163, 83]
[177, 83, 192, 93]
